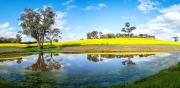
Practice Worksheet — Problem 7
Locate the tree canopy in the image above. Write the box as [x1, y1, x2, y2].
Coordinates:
[19, 7, 57, 49]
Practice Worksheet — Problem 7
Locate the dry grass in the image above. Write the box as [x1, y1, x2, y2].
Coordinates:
[61, 45, 180, 52]
[0, 48, 24, 53]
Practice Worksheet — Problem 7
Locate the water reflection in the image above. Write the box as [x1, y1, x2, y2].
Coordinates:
[26, 52, 63, 72]
[0, 57, 23, 64]
[0, 52, 180, 87]
[87, 54, 155, 65]
[16, 58, 23, 64]
[122, 57, 135, 65]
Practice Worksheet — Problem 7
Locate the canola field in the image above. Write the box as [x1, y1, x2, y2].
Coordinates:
[0, 38, 180, 47]
[57, 38, 180, 46]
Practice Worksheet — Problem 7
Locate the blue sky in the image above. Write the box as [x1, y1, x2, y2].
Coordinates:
[0, 0, 179, 41]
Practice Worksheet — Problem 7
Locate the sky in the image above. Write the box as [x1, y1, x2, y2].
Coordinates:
[0, 0, 180, 41]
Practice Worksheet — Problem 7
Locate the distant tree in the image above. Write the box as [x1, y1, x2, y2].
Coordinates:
[91, 31, 99, 39]
[121, 22, 136, 37]
[86, 32, 91, 39]
[16, 34, 22, 43]
[98, 32, 103, 38]
[86, 31, 99, 39]
[19, 7, 56, 49]
[173, 36, 178, 42]
[46, 28, 61, 46]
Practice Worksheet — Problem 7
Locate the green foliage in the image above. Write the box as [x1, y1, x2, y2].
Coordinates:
[87, 31, 99, 39]
[86, 32, 155, 39]
[121, 22, 136, 35]
[173, 36, 178, 42]
[0, 80, 20, 88]
[19, 6, 56, 49]
[24, 46, 59, 53]
[46, 28, 61, 46]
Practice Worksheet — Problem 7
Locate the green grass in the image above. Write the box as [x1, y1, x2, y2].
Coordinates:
[0, 46, 60, 59]
[24, 45, 60, 53]
[0, 80, 21, 88]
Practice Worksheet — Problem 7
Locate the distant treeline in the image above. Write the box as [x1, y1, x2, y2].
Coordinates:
[86, 31, 155, 39]
[0, 37, 17, 43]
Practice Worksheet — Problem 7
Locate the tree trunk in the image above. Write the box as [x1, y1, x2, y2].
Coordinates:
[41, 42, 44, 50]
[37, 42, 42, 50]
[128, 33, 130, 38]
[50, 40, 53, 46]
[37, 39, 43, 50]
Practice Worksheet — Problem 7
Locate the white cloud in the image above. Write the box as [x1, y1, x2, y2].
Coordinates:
[66, 5, 77, 10]
[66, 33, 78, 40]
[76, 25, 83, 29]
[120, 16, 136, 20]
[134, 4, 180, 40]
[93, 27, 112, 34]
[51, 11, 66, 30]
[62, 0, 74, 6]
[84, 3, 107, 11]
[138, 0, 159, 13]
[160, 4, 180, 13]
[63, 32, 86, 41]
[64, 27, 71, 31]
[62, 0, 77, 11]
[101, 29, 113, 34]
[0, 22, 17, 38]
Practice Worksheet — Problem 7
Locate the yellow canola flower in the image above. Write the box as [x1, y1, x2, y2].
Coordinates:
[57, 38, 180, 46]
[0, 38, 180, 47]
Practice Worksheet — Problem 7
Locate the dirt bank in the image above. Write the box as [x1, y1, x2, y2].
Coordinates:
[0, 48, 24, 53]
[60, 45, 180, 53]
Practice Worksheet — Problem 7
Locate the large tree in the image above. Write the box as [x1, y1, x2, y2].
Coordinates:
[121, 22, 136, 37]
[19, 7, 55, 49]
[46, 28, 61, 46]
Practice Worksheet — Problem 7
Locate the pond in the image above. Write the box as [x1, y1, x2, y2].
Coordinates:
[0, 52, 180, 88]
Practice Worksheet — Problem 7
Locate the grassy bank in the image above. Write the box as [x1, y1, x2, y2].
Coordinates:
[0, 46, 60, 60]
[111, 62, 180, 88]
[0, 38, 180, 59]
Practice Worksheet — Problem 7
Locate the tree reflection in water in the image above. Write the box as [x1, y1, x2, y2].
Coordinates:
[87, 54, 155, 65]
[16, 58, 23, 64]
[26, 52, 63, 72]
[122, 57, 135, 65]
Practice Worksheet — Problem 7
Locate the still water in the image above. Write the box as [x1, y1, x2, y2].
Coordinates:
[0, 52, 180, 88]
